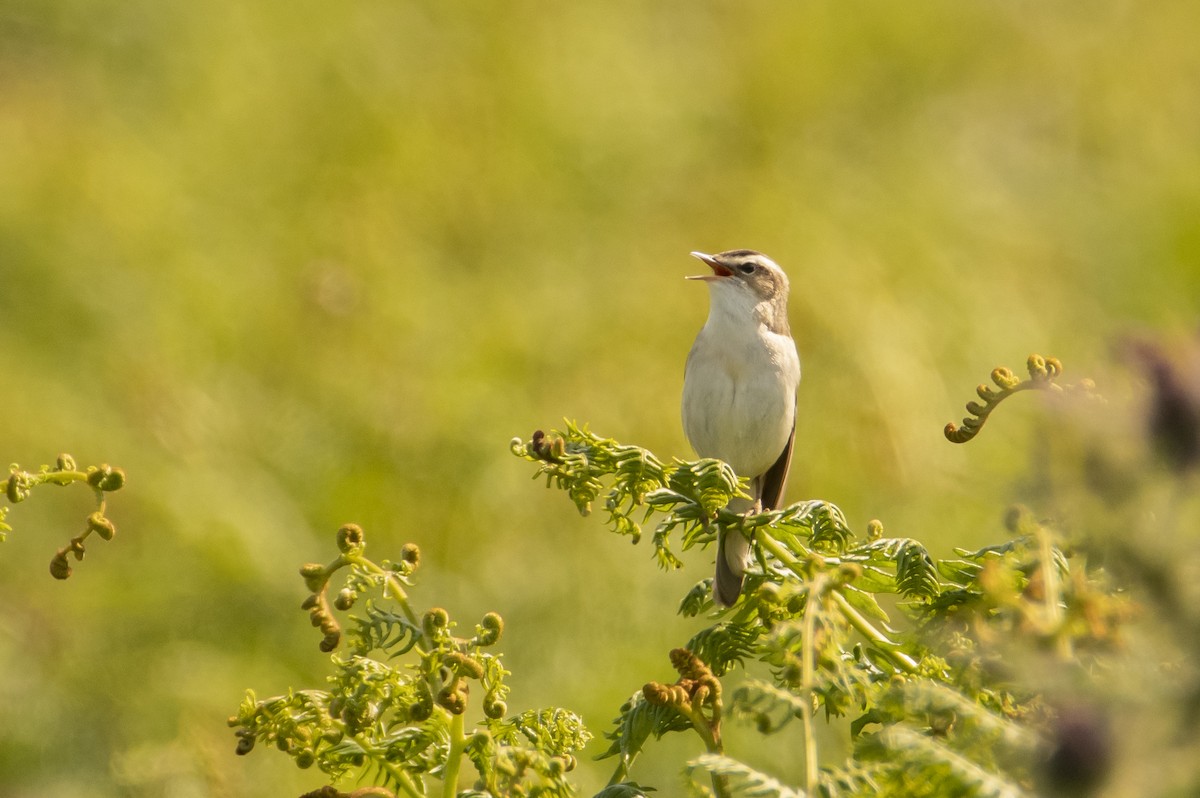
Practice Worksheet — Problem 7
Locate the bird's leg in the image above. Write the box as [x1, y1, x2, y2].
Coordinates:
[738, 478, 762, 546]
[748, 476, 763, 516]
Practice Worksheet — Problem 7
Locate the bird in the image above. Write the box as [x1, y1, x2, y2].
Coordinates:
[681, 250, 801, 607]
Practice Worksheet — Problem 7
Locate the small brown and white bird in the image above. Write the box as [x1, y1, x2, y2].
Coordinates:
[681, 250, 801, 606]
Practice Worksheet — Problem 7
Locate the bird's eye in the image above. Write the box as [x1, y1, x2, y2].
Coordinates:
[737, 262, 757, 275]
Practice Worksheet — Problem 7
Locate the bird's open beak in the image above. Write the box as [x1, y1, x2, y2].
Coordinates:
[686, 251, 733, 281]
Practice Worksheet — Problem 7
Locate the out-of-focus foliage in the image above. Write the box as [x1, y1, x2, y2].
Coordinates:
[1, 1, 1198, 796]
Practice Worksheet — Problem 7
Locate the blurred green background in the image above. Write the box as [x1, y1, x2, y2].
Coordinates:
[1, 2, 1197, 795]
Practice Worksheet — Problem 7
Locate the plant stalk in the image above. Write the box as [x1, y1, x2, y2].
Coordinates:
[756, 529, 919, 673]
[441, 710, 467, 798]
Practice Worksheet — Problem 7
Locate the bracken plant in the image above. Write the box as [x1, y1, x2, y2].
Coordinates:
[229, 523, 591, 798]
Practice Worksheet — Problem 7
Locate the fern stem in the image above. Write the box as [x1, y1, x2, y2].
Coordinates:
[441, 710, 467, 798]
[801, 577, 821, 798]
[1035, 523, 1072, 661]
[626, 698, 733, 798]
[606, 758, 632, 787]
[829, 591, 919, 673]
[673, 696, 731, 798]
[348, 554, 422, 628]
[380, 768, 422, 798]
[756, 530, 919, 673]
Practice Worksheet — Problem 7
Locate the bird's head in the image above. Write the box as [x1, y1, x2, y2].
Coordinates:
[687, 250, 789, 303]
[687, 250, 792, 336]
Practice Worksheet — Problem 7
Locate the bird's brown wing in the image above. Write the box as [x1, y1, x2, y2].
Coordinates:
[759, 413, 795, 511]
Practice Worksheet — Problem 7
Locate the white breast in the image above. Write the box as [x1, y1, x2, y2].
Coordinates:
[682, 306, 801, 478]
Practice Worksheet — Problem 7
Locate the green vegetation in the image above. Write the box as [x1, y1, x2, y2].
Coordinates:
[224, 351, 1195, 796]
[3, 456, 125, 579]
[229, 524, 589, 798]
[2, 2, 1199, 796]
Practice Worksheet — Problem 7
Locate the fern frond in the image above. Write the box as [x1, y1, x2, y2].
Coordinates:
[895, 680, 1037, 752]
[684, 622, 762, 677]
[348, 600, 424, 657]
[491, 708, 591, 756]
[894, 541, 940, 600]
[597, 691, 694, 765]
[593, 783, 657, 798]
[685, 753, 806, 798]
[817, 762, 884, 798]
[861, 724, 1028, 798]
[844, 538, 939, 600]
[729, 678, 808, 734]
[757, 500, 854, 554]
[944, 354, 1077, 444]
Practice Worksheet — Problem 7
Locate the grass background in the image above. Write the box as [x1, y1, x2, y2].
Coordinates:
[1, 2, 1197, 795]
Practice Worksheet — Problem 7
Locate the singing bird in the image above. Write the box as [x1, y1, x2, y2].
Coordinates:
[682, 250, 801, 606]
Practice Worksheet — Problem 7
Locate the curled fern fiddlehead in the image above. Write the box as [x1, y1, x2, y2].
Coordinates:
[945, 354, 1091, 443]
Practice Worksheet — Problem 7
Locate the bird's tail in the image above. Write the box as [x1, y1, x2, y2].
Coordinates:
[714, 526, 751, 607]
